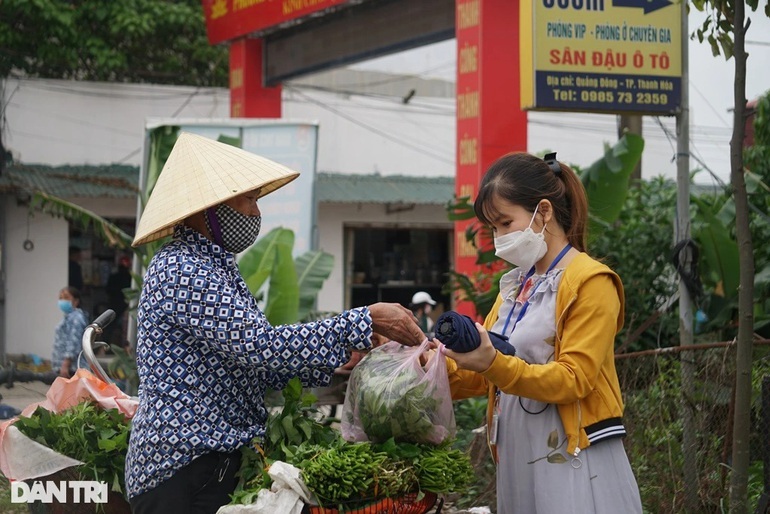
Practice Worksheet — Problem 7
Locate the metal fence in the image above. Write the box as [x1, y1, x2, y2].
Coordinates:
[450, 340, 770, 514]
[616, 339, 770, 513]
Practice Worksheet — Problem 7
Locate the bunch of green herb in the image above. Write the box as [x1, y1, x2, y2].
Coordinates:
[231, 379, 474, 507]
[13, 401, 131, 496]
[289, 439, 387, 506]
[262, 377, 338, 462]
[230, 377, 338, 505]
[344, 346, 447, 444]
[373, 438, 475, 494]
[291, 438, 474, 505]
[412, 442, 476, 493]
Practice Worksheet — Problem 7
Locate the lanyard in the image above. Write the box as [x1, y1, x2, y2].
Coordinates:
[501, 244, 572, 336]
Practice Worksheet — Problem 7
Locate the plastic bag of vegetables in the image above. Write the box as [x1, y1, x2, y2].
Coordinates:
[341, 340, 455, 445]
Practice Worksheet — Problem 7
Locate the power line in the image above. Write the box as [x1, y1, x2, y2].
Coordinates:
[690, 82, 732, 127]
[10, 75, 226, 101]
[653, 116, 770, 222]
[340, 60, 456, 88]
[284, 83, 456, 116]
[285, 85, 455, 165]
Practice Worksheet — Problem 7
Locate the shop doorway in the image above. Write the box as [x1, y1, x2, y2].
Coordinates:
[68, 220, 134, 347]
[345, 226, 453, 316]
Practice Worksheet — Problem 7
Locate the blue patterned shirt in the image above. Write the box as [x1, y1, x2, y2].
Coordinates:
[51, 308, 89, 374]
[125, 226, 373, 498]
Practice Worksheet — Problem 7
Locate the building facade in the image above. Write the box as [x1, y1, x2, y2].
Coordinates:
[0, 74, 457, 361]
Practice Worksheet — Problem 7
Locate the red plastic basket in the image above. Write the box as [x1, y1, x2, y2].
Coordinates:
[306, 491, 437, 514]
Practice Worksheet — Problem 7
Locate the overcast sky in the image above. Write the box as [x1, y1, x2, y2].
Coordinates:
[350, 9, 770, 185]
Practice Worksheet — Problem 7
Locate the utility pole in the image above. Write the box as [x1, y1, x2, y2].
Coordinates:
[676, 3, 698, 512]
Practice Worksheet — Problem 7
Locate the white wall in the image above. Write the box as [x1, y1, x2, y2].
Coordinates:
[3, 200, 69, 359]
[3, 78, 457, 179]
[3, 78, 230, 166]
[283, 89, 456, 178]
[315, 202, 452, 312]
[1, 196, 136, 360]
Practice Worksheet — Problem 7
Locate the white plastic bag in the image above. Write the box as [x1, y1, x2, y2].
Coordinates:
[216, 462, 313, 514]
[340, 340, 455, 445]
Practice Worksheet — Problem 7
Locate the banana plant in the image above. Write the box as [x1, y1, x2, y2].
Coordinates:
[692, 91, 770, 337]
[238, 227, 334, 325]
[581, 133, 645, 239]
[31, 191, 134, 250]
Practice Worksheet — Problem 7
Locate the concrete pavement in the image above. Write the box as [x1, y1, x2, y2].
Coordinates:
[0, 379, 51, 415]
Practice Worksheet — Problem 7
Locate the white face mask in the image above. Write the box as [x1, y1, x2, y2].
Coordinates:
[493, 205, 548, 270]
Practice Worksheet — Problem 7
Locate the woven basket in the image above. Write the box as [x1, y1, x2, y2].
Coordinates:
[305, 491, 437, 514]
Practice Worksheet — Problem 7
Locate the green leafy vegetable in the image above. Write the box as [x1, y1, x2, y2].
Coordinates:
[344, 346, 448, 444]
[13, 401, 131, 496]
[230, 378, 474, 508]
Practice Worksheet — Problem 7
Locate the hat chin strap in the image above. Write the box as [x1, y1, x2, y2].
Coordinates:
[204, 207, 226, 247]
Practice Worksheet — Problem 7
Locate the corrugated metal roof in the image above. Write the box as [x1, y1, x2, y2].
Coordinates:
[0, 164, 139, 198]
[316, 172, 454, 205]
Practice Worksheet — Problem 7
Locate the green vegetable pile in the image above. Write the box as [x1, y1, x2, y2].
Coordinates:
[230, 378, 474, 510]
[342, 344, 452, 445]
[13, 401, 131, 496]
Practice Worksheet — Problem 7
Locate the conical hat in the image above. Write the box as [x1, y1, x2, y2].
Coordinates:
[132, 132, 299, 246]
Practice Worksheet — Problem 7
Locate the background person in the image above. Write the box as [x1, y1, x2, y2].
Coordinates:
[409, 290, 436, 335]
[125, 132, 425, 514]
[68, 245, 83, 291]
[51, 286, 89, 378]
[104, 255, 132, 347]
[444, 151, 642, 513]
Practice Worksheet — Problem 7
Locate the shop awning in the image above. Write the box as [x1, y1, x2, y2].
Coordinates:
[0, 163, 139, 199]
[316, 172, 454, 205]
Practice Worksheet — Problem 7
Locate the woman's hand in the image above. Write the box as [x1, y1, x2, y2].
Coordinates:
[368, 302, 425, 347]
[444, 322, 497, 372]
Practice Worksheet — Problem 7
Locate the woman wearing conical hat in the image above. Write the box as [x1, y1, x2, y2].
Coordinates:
[125, 133, 425, 513]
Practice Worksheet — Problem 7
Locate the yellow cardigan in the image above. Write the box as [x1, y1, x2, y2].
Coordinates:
[447, 252, 626, 458]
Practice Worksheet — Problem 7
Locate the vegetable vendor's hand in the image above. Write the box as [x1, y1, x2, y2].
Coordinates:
[444, 322, 497, 372]
[369, 302, 425, 347]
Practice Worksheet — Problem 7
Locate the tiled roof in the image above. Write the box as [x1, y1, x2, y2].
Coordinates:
[316, 172, 454, 205]
[0, 163, 139, 199]
[0, 166, 457, 205]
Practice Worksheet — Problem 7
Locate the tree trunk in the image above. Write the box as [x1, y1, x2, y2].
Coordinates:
[618, 114, 643, 183]
[728, 1, 754, 512]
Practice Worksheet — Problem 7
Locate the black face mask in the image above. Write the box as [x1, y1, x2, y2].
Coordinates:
[204, 204, 261, 254]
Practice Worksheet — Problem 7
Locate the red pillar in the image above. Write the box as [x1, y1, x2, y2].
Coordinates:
[454, 0, 527, 317]
[229, 38, 282, 118]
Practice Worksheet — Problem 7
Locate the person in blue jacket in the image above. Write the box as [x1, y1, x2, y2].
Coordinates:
[51, 286, 88, 378]
[126, 132, 424, 514]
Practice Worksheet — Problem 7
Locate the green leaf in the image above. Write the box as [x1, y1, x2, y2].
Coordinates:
[146, 126, 180, 202]
[238, 228, 284, 295]
[547, 453, 568, 464]
[295, 250, 334, 321]
[717, 32, 734, 60]
[547, 430, 559, 449]
[581, 133, 645, 234]
[446, 195, 476, 221]
[707, 34, 720, 57]
[692, 196, 739, 300]
[281, 415, 300, 442]
[264, 229, 300, 325]
[30, 191, 133, 249]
